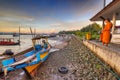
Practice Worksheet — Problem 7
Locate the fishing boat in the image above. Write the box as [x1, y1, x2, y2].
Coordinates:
[13, 33, 19, 37]
[0, 36, 51, 79]
[0, 38, 20, 45]
[0, 27, 21, 46]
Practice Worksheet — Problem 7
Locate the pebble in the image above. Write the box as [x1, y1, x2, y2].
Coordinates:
[33, 36, 117, 80]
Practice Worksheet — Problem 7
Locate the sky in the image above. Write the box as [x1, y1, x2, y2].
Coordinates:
[0, 0, 112, 33]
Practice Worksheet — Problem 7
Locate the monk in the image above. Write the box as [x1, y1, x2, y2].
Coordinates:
[102, 18, 112, 46]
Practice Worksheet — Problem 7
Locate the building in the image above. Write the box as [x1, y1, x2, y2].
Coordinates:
[90, 0, 120, 43]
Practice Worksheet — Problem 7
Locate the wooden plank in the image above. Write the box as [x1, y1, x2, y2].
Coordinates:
[8, 54, 36, 67]
[0, 47, 33, 62]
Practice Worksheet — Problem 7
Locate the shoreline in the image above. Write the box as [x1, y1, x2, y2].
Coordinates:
[0, 35, 117, 80]
[32, 35, 116, 80]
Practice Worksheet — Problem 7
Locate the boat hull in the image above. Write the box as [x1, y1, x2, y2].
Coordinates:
[0, 42, 20, 46]
[24, 51, 49, 77]
[25, 62, 42, 77]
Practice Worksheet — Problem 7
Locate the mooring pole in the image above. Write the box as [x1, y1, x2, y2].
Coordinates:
[19, 26, 21, 46]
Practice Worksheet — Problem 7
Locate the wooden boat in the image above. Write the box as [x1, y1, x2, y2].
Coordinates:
[13, 33, 19, 37]
[0, 38, 20, 45]
[0, 36, 51, 78]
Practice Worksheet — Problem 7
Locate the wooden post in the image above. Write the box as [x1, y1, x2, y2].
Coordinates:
[112, 13, 116, 34]
[34, 28, 36, 37]
[30, 27, 33, 38]
[19, 26, 21, 46]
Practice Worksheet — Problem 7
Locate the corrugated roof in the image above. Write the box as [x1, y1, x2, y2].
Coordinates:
[90, 0, 120, 21]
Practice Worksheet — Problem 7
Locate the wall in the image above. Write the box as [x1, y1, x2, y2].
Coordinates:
[83, 40, 120, 76]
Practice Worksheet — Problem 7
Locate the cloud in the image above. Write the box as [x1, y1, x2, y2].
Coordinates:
[50, 20, 92, 31]
[50, 23, 61, 26]
[0, 0, 106, 33]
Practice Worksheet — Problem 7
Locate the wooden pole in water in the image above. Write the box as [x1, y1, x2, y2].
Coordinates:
[34, 28, 36, 37]
[19, 26, 21, 46]
[30, 27, 33, 38]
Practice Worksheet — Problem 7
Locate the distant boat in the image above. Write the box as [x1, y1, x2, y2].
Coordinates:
[0, 38, 20, 45]
[13, 33, 19, 37]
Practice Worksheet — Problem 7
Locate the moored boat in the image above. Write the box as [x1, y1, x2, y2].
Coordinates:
[0, 38, 20, 45]
[0, 36, 51, 79]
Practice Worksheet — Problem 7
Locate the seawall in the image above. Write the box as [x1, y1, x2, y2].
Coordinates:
[83, 40, 120, 76]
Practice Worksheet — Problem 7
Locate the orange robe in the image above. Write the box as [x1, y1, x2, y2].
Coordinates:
[100, 29, 104, 42]
[102, 22, 112, 44]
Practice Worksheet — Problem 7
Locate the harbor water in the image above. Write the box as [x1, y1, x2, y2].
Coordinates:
[0, 35, 63, 56]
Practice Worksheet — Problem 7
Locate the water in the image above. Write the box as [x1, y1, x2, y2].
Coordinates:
[0, 35, 62, 55]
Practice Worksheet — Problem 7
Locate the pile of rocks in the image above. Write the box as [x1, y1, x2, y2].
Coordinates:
[33, 36, 117, 80]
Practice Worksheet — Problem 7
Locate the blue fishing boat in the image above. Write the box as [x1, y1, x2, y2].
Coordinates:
[1, 36, 51, 79]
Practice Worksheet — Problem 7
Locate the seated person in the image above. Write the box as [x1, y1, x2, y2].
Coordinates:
[42, 40, 51, 50]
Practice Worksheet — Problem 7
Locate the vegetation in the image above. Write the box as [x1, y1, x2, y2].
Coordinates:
[59, 23, 102, 40]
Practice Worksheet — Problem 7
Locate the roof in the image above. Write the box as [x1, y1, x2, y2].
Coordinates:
[90, 0, 120, 21]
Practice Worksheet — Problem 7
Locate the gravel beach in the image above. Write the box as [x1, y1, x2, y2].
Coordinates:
[33, 36, 117, 80]
[0, 35, 117, 80]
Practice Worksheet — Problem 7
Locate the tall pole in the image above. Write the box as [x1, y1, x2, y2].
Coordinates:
[34, 28, 36, 37]
[30, 27, 33, 38]
[104, 0, 106, 7]
[19, 26, 20, 46]
[102, 0, 106, 29]
[112, 13, 116, 34]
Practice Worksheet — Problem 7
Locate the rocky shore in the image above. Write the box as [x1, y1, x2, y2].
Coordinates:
[0, 35, 117, 80]
[33, 36, 117, 80]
